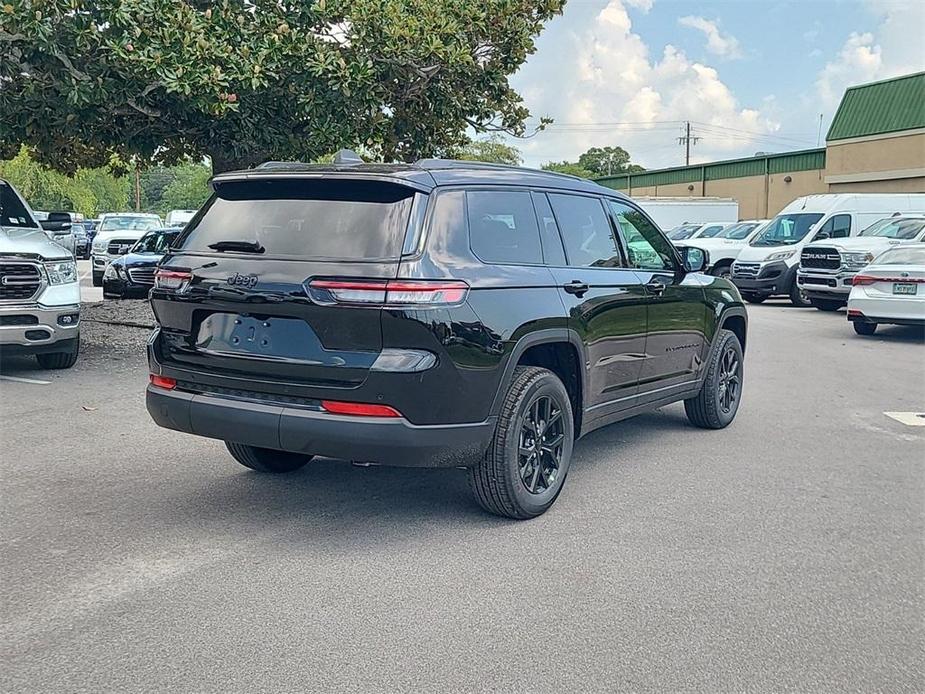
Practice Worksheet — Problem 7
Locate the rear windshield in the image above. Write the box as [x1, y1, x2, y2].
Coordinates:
[177, 179, 415, 260]
[873, 246, 925, 265]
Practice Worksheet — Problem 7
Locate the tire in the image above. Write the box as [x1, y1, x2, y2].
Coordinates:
[742, 292, 765, 304]
[710, 263, 732, 279]
[684, 329, 744, 430]
[468, 366, 574, 520]
[36, 335, 79, 370]
[853, 321, 877, 336]
[789, 281, 811, 307]
[810, 298, 844, 312]
[92, 272, 103, 287]
[225, 442, 313, 473]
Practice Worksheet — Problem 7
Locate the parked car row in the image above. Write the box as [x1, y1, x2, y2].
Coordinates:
[669, 193, 925, 336]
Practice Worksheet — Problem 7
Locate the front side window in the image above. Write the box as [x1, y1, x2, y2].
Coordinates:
[607, 200, 675, 271]
[751, 213, 824, 247]
[721, 222, 760, 240]
[548, 194, 621, 268]
[0, 183, 39, 228]
[698, 224, 728, 238]
[814, 214, 851, 240]
[859, 218, 925, 240]
[466, 191, 543, 265]
[668, 225, 700, 240]
[133, 230, 180, 254]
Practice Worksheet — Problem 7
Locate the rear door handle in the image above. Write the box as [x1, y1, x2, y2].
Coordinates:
[563, 280, 590, 296]
[645, 278, 667, 296]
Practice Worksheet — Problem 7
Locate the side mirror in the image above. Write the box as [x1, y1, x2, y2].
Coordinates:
[40, 219, 72, 233]
[679, 246, 708, 273]
[814, 230, 830, 240]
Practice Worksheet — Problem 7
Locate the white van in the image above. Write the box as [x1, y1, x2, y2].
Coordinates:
[731, 194, 925, 306]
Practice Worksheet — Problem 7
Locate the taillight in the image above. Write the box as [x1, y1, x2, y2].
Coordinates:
[149, 374, 177, 390]
[853, 274, 925, 286]
[154, 268, 192, 291]
[321, 400, 401, 417]
[308, 279, 468, 306]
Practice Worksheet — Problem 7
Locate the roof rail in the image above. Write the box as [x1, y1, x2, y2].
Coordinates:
[414, 158, 587, 182]
[254, 161, 311, 170]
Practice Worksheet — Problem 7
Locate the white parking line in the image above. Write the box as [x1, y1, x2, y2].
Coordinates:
[884, 412, 925, 427]
[0, 374, 51, 385]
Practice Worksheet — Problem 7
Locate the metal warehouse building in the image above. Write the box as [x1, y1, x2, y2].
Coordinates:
[597, 72, 925, 220]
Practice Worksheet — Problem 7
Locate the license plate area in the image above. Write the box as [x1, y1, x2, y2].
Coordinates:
[196, 313, 331, 364]
[893, 283, 917, 295]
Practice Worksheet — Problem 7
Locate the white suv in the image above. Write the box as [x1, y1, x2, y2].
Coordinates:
[675, 220, 768, 278]
[797, 215, 925, 311]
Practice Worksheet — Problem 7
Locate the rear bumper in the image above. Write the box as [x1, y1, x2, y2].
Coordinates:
[146, 385, 496, 468]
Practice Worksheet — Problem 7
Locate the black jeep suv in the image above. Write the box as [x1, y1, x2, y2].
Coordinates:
[146, 156, 747, 519]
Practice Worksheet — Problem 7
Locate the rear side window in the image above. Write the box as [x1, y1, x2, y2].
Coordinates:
[466, 191, 543, 264]
[178, 179, 415, 260]
[549, 194, 621, 268]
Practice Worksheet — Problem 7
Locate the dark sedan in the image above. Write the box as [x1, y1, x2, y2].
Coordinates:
[102, 227, 181, 299]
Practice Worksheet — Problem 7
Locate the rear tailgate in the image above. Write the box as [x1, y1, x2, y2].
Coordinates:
[150, 177, 422, 391]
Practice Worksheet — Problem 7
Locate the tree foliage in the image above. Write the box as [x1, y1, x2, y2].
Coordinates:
[577, 146, 644, 176]
[0, 146, 129, 215]
[140, 162, 211, 214]
[456, 135, 522, 166]
[0, 0, 564, 173]
[543, 145, 644, 179]
[541, 161, 595, 179]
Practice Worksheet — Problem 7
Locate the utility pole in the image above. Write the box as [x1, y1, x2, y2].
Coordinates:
[134, 164, 141, 212]
[816, 113, 824, 147]
[678, 121, 700, 166]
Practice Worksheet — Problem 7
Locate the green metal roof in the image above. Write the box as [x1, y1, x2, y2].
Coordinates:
[596, 148, 825, 191]
[826, 72, 925, 142]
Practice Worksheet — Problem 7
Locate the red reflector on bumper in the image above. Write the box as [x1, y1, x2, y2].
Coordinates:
[150, 374, 177, 390]
[321, 400, 401, 418]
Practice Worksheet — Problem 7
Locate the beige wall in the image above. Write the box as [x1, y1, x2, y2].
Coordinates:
[768, 169, 828, 215]
[829, 177, 925, 193]
[826, 131, 925, 177]
[703, 175, 767, 219]
[619, 131, 922, 219]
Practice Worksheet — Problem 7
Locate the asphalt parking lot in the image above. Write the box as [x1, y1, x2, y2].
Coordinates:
[1, 302, 923, 692]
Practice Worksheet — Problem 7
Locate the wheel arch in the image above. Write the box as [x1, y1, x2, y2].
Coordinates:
[489, 329, 587, 437]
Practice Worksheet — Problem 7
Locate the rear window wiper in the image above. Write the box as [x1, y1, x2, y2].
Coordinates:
[207, 240, 265, 253]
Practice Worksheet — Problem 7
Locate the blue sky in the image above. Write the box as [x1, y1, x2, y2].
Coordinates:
[505, 0, 925, 169]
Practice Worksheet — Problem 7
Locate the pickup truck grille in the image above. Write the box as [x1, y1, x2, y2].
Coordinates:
[127, 267, 157, 285]
[801, 247, 840, 270]
[107, 239, 136, 255]
[0, 262, 42, 301]
[732, 262, 760, 278]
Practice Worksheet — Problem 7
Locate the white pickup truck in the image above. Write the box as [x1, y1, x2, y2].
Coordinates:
[0, 179, 80, 368]
[797, 215, 925, 310]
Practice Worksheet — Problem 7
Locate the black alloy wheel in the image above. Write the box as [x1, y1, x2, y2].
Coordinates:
[717, 346, 741, 415]
[518, 395, 566, 495]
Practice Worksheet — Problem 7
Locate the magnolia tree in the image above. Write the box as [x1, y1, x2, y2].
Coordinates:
[0, 0, 564, 173]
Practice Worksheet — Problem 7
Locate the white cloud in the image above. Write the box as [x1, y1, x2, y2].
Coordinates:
[678, 16, 743, 60]
[512, 0, 779, 168]
[815, 1, 924, 112]
[624, 0, 654, 12]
